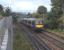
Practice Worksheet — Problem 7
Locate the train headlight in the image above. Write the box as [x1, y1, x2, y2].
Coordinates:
[36, 24, 44, 28]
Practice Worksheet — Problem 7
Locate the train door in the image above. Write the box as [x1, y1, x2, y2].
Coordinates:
[31, 20, 35, 28]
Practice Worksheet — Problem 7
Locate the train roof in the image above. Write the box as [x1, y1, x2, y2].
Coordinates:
[23, 18, 43, 21]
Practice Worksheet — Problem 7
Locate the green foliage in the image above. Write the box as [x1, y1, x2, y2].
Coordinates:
[51, 0, 62, 6]
[46, 0, 64, 29]
[27, 13, 32, 17]
[0, 4, 4, 16]
[45, 18, 59, 29]
[12, 13, 18, 23]
[32, 6, 47, 18]
[4, 7, 11, 16]
[12, 16, 18, 23]
[51, 0, 63, 18]
[51, 7, 63, 18]
[32, 13, 41, 18]
[0, 5, 3, 12]
[37, 6, 47, 14]
[47, 11, 53, 19]
[0, 4, 12, 17]
[13, 24, 34, 50]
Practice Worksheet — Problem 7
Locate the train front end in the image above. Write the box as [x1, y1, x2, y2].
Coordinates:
[36, 19, 44, 29]
[31, 18, 44, 31]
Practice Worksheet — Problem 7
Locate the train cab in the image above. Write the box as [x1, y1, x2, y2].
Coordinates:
[35, 19, 44, 28]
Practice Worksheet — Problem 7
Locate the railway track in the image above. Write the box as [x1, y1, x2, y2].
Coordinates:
[19, 23, 64, 50]
[43, 30, 64, 41]
[42, 31, 64, 48]
[29, 30, 64, 50]
[19, 23, 51, 50]
[35, 32, 64, 50]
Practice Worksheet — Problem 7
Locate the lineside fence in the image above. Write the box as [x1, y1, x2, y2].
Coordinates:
[0, 16, 13, 50]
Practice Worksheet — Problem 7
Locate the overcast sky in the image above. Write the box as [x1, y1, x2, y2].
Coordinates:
[0, 0, 52, 13]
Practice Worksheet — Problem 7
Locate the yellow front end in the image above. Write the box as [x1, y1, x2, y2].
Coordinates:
[36, 24, 44, 28]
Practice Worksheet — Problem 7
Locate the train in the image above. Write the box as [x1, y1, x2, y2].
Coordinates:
[20, 18, 44, 31]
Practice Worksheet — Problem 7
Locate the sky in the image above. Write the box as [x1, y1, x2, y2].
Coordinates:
[0, 0, 52, 13]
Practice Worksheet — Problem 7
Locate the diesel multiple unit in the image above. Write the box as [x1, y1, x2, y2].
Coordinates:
[21, 18, 44, 30]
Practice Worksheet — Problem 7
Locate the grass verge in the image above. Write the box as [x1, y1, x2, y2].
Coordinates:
[46, 29, 64, 38]
[13, 24, 35, 50]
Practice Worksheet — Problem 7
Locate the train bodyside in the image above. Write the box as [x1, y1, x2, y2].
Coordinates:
[22, 18, 44, 30]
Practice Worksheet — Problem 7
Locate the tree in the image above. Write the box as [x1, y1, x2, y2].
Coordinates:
[5, 7, 11, 16]
[32, 6, 47, 18]
[32, 13, 41, 18]
[0, 5, 3, 12]
[27, 13, 32, 18]
[0, 4, 4, 16]
[37, 6, 47, 20]
[46, 0, 64, 29]
[11, 12, 18, 23]
[37, 6, 47, 14]
[51, 0, 63, 18]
